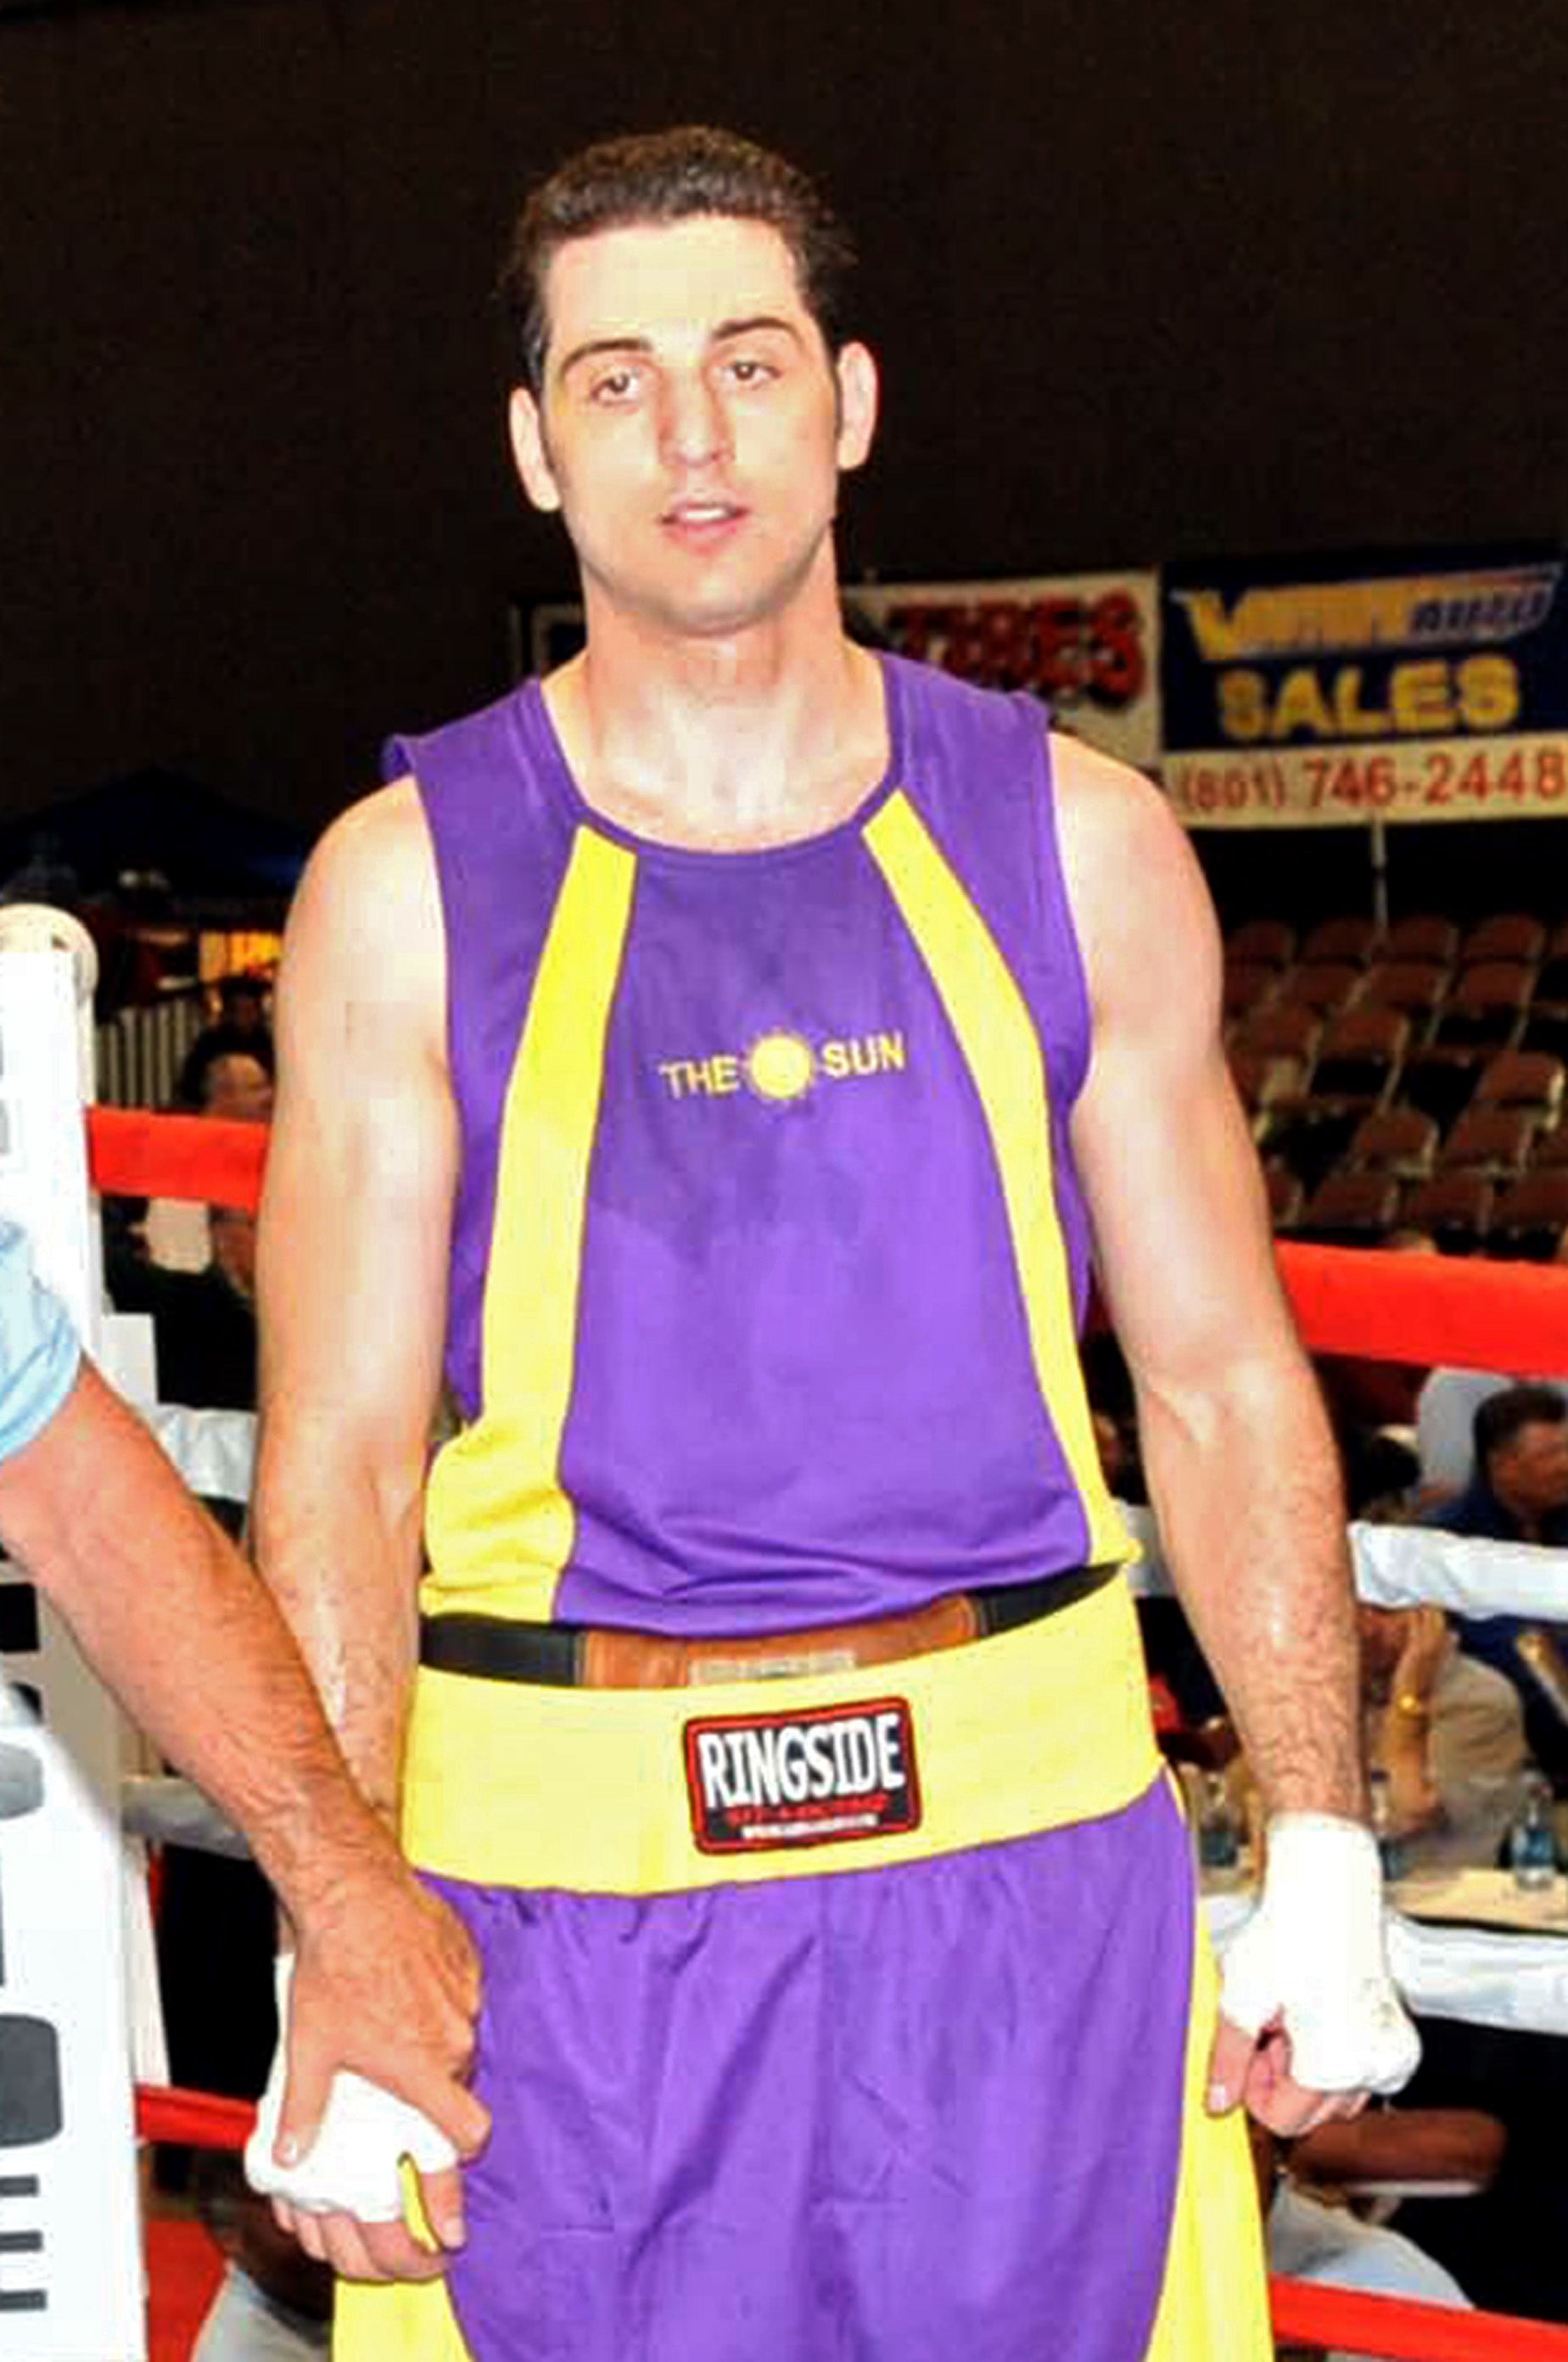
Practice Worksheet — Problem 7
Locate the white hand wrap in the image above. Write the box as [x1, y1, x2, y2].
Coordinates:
[244, 1955, 457, 2220]
[1218, 1813, 1421, 2095]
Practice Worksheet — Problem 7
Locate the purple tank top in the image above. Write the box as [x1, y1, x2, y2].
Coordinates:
[387, 652, 1130, 1636]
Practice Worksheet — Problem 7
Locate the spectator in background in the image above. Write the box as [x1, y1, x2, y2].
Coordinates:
[107, 1202, 256, 1411]
[1446, 1386, 1568, 1550]
[1416, 1366, 1568, 1503]
[1358, 1601, 1525, 1875]
[144, 1049, 273, 1273]
[1421, 1385, 1568, 1785]
[176, 974, 275, 1111]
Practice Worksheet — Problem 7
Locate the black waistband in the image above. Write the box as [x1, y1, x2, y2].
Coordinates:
[418, 1562, 1119, 1688]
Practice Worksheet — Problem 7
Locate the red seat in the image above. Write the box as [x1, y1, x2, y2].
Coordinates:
[1474, 1050, 1565, 1120]
[1227, 1048, 1310, 1128]
[1403, 1172, 1496, 1255]
[1280, 962, 1363, 1016]
[1347, 1108, 1438, 1179]
[1437, 1107, 1540, 1177]
[1431, 962, 1533, 1051]
[1386, 915, 1459, 964]
[1489, 1171, 1568, 1261]
[1360, 961, 1449, 1025]
[1459, 913, 1547, 967]
[1225, 920, 1296, 968]
[1235, 1005, 1323, 1064]
[1298, 1173, 1402, 1247]
[1300, 916, 1381, 966]
[1312, 1008, 1409, 1105]
[1222, 959, 1280, 1022]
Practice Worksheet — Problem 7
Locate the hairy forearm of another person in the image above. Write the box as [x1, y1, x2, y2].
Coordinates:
[1137, 1352, 1366, 1826]
[0, 1363, 399, 1920]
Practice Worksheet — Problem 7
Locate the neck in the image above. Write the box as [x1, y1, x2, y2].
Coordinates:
[1489, 1477, 1541, 1540]
[544, 572, 888, 851]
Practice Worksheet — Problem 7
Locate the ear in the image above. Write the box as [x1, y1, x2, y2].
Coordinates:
[508, 386, 563, 514]
[833, 342, 879, 474]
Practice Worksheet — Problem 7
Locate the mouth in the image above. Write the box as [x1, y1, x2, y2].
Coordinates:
[659, 498, 748, 544]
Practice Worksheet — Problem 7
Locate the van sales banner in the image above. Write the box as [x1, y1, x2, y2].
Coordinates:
[1160, 548, 1568, 826]
[850, 574, 1161, 770]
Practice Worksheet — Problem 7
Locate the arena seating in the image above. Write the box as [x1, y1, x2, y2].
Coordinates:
[1224, 909, 1568, 1260]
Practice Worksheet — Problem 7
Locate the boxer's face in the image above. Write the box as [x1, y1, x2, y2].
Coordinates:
[509, 215, 876, 641]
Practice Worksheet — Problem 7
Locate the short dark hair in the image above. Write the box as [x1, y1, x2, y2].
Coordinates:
[1475, 1382, 1568, 1466]
[500, 126, 857, 394]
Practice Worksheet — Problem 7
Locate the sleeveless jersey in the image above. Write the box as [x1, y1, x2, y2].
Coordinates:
[388, 652, 1133, 1637]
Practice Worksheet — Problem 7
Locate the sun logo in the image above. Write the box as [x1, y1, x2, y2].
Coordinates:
[743, 1030, 818, 1104]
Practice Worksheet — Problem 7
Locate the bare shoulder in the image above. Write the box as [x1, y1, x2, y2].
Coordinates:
[280, 776, 444, 1041]
[1048, 730, 1221, 1028]
[289, 776, 439, 961]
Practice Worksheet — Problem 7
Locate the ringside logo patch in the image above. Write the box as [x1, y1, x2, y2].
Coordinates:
[684, 1698, 921, 1855]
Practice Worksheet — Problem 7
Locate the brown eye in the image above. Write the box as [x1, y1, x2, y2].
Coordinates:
[591, 367, 640, 404]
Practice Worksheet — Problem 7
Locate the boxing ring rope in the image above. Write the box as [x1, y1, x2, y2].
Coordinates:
[136, 2085, 253, 2154]
[82, 1106, 1568, 2359]
[1268, 2283, 1568, 2361]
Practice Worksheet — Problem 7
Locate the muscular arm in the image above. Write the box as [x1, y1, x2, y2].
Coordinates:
[253, 779, 456, 1827]
[1056, 737, 1364, 1824]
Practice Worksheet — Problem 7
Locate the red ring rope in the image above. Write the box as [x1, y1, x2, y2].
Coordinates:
[87, 1108, 1568, 1372]
[1270, 2275, 1568, 2358]
[136, 2084, 255, 2152]
[89, 1106, 267, 1213]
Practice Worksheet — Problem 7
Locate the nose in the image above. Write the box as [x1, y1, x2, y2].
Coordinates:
[658, 371, 730, 470]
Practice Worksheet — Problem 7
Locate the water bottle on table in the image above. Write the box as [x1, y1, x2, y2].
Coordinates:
[1509, 1766, 1558, 1894]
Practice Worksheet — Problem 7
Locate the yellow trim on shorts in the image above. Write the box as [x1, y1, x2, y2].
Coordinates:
[401, 1572, 1159, 1895]
[1144, 1799, 1274, 2358]
[863, 790, 1132, 1572]
[423, 826, 636, 1620]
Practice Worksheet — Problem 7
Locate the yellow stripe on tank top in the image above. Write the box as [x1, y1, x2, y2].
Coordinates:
[421, 826, 637, 1620]
[863, 791, 1130, 1569]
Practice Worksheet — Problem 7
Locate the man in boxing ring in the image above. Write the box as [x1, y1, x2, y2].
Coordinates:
[246, 126, 1418, 2359]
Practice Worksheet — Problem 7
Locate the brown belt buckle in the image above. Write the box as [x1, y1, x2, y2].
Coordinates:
[580, 1592, 980, 1690]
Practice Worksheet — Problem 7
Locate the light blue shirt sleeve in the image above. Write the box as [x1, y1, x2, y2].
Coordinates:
[0, 1217, 83, 1465]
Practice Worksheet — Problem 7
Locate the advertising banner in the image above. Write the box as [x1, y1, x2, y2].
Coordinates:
[524, 572, 1162, 772]
[1160, 548, 1568, 826]
[848, 574, 1160, 770]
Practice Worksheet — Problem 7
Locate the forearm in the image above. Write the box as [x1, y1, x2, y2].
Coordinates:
[251, 1407, 422, 1828]
[0, 1367, 395, 1920]
[1376, 1700, 1442, 1835]
[1139, 1352, 1365, 1823]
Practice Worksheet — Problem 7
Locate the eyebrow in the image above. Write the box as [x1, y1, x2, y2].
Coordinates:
[555, 314, 805, 385]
